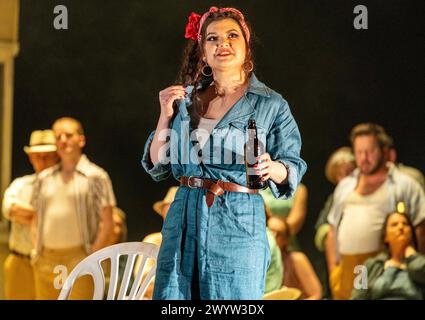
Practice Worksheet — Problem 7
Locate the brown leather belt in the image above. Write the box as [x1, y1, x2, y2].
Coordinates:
[180, 176, 259, 208]
[10, 250, 31, 260]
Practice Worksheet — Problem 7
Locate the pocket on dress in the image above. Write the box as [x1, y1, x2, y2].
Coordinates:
[208, 204, 255, 242]
[226, 193, 264, 239]
[227, 206, 255, 238]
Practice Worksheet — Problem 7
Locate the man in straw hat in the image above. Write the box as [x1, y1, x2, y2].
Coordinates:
[31, 117, 116, 299]
[2, 130, 59, 299]
[143, 186, 179, 247]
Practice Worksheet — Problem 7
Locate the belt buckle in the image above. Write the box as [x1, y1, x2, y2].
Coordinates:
[187, 176, 203, 189]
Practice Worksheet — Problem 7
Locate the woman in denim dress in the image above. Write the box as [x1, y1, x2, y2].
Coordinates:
[142, 6, 307, 299]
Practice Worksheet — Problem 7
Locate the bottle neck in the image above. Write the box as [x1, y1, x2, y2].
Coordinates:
[248, 128, 257, 140]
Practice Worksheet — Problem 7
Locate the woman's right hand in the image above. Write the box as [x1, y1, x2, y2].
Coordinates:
[405, 245, 417, 258]
[159, 85, 186, 120]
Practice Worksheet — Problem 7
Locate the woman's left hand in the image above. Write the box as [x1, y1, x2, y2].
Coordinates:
[255, 153, 288, 184]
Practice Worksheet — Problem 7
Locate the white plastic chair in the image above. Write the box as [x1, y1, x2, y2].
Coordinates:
[58, 242, 159, 300]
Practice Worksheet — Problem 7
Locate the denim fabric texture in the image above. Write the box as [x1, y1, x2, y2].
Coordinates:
[142, 74, 306, 299]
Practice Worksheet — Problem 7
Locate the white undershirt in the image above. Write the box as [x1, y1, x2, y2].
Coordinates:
[195, 117, 220, 149]
[338, 183, 389, 255]
[42, 174, 83, 249]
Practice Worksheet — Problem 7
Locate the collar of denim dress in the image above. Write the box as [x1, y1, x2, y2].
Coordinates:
[179, 73, 271, 127]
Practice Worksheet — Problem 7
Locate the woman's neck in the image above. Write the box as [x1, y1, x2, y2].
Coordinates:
[389, 245, 407, 263]
[212, 69, 247, 96]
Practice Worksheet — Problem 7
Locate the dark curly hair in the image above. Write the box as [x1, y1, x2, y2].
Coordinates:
[176, 9, 254, 126]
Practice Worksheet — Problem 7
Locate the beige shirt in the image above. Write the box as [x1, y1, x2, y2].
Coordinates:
[2, 174, 35, 255]
[195, 117, 220, 149]
[42, 174, 83, 249]
[338, 183, 389, 255]
[32, 154, 116, 258]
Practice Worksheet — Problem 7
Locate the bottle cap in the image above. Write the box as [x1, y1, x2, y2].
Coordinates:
[248, 119, 256, 128]
[396, 201, 406, 214]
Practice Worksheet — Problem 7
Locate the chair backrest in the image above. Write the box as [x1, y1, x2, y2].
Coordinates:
[263, 286, 302, 300]
[58, 242, 159, 300]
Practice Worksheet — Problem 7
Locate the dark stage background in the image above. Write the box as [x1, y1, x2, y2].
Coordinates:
[12, 0, 425, 287]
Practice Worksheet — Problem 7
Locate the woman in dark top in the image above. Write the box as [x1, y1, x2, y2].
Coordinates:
[352, 208, 425, 300]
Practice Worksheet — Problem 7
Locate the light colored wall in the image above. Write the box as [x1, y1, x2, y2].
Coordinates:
[0, 0, 20, 300]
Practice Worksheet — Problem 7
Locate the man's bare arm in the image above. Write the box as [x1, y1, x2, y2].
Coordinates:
[91, 206, 113, 252]
[325, 226, 338, 273]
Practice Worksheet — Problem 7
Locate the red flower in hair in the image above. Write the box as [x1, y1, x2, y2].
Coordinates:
[185, 12, 201, 41]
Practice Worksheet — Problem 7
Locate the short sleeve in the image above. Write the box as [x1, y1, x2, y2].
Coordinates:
[2, 179, 21, 220]
[99, 173, 116, 208]
[327, 194, 339, 226]
[408, 180, 425, 227]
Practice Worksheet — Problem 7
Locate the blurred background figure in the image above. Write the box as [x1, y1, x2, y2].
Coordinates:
[100, 207, 128, 297]
[261, 183, 316, 298]
[102, 207, 128, 247]
[315, 147, 356, 248]
[386, 136, 424, 190]
[143, 186, 178, 247]
[263, 205, 283, 295]
[326, 123, 425, 300]
[267, 215, 322, 299]
[134, 186, 178, 299]
[31, 117, 116, 299]
[314, 147, 356, 298]
[2, 130, 58, 299]
[352, 204, 425, 300]
[261, 184, 308, 252]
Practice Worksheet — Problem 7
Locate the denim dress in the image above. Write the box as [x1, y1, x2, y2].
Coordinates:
[142, 74, 307, 299]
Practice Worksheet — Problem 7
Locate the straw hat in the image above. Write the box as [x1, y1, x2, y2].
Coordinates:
[23, 130, 57, 154]
[263, 286, 302, 300]
[153, 187, 179, 215]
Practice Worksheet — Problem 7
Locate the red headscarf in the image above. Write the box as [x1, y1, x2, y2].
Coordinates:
[185, 7, 251, 43]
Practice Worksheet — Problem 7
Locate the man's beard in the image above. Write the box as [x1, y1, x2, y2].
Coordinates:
[360, 156, 386, 175]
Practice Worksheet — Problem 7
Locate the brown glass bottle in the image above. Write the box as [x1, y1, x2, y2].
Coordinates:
[244, 119, 267, 189]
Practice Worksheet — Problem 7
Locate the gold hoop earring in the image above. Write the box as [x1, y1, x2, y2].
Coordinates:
[201, 64, 213, 77]
[243, 61, 254, 73]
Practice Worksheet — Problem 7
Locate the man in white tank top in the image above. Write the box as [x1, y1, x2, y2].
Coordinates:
[326, 123, 425, 300]
[31, 117, 116, 299]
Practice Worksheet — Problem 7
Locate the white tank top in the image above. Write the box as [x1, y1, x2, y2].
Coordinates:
[195, 117, 220, 149]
